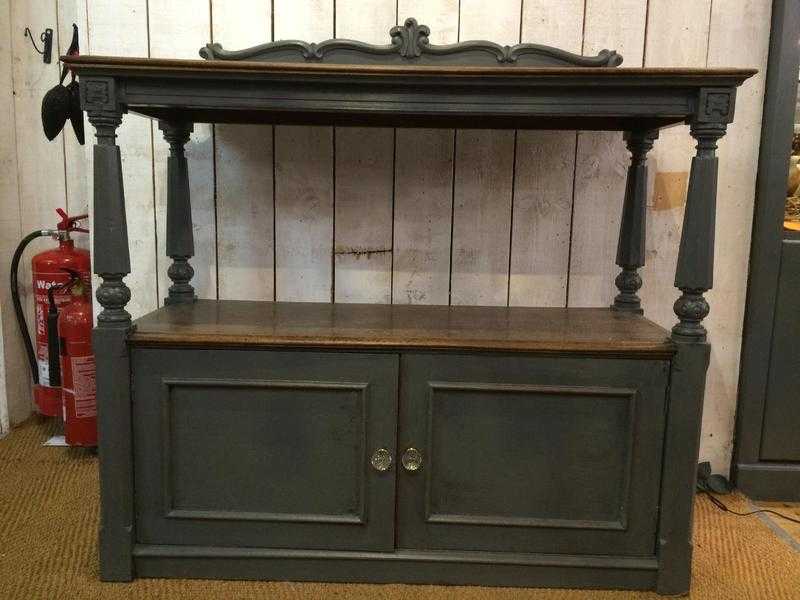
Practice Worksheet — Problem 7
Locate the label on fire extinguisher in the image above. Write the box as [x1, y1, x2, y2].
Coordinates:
[71, 355, 96, 418]
[37, 358, 50, 387]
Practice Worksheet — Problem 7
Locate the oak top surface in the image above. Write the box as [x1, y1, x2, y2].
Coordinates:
[62, 55, 756, 81]
[61, 54, 758, 79]
[130, 300, 675, 357]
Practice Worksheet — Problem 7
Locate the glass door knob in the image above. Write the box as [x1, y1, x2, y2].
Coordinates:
[401, 447, 423, 472]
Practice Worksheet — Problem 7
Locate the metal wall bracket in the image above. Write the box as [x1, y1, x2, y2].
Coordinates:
[24, 27, 53, 64]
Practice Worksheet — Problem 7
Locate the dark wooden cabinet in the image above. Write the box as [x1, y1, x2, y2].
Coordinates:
[124, 300, 678, 590]
[67, 18, 754, 594]
[131, 341, 670, 560]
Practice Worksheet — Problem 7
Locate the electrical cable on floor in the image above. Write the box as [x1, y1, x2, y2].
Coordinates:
[695, 461, 800, 525]
[698, 487, 800, 525]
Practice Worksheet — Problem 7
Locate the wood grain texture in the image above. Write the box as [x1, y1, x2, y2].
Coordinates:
[148, 0, 215, 302]
[212, 0, 274, 302]
[510, 1, 584, 307]
[0, 0, 26, 427]
[450, 129, 515, 305]
[568, 0, 648, 308]
[88, 0, 158, 320]
[333, 1, 396, 303]
[450, 0, 519, 306]
[392, 0, 458, 305]
[274, 0, 334, 302]
[701, 0, 772, 473]
[274, 126, 333, 302]
[64, 54, 755, 79]
[392, 128, 454, 305]
[130, 299, 674, 357]
[334, 127, 394, 303]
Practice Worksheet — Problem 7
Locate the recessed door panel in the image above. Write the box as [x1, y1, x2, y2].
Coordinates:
[398, 354, 669, 556]
[133, 349, 398, 551]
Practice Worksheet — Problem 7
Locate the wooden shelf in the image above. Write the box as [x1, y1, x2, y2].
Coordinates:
[130, 300, 675, 358]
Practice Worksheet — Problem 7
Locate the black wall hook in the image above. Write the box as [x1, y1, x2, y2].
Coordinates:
[24, 27, 53, 63]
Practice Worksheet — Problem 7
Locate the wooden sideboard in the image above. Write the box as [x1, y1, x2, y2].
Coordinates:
[63, 18, 755, 595]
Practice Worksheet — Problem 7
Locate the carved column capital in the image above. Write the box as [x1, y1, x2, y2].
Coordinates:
[158, 120, 193, 154]
[689, 121, 727, 156]
[624, 129, 658, 165]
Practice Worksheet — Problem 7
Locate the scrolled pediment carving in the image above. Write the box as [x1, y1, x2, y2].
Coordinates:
[200, 17, 623, 68]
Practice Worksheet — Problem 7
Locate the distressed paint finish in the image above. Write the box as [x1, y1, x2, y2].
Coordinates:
[274, 0, 334, 302]
[510, 0, 584, 308]
[8, 0, 66, 421]
[213, 0, 274, 302]
[334, 1, 396, 304]
[0, 0, 26, 428]
[392, 128, 455, 305]
[392, 0, 458, 305]
[450, 129, 515, 306]
[450, 0, 519, 307]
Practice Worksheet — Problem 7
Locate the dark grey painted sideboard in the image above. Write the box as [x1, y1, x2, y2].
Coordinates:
[63, 19, 755, 595]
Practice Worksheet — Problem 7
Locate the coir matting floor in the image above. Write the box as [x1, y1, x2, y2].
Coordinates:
[2, 417, 799, 599]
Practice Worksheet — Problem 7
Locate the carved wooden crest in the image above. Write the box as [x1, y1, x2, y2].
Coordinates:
[200, 17, 623, 67]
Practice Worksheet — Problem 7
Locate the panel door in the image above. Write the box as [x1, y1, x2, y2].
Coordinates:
[397, 353, 669, 556]
[133, 348, 398, 551]
[759, 238, 800, 460]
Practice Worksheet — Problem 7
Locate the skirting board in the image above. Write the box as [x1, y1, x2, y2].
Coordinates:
[736, 463, 800, 501]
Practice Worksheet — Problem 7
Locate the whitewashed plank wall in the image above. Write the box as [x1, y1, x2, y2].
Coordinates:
[0, 0, 771, 473]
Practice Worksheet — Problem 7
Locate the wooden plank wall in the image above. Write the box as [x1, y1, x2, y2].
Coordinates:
[0, 0, 771, 473]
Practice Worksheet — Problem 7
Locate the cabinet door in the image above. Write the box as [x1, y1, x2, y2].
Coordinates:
[133, 349, 398, 551]
[397, 353, 669, 556]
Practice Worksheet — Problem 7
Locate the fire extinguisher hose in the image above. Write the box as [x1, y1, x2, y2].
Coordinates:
[10, 230, 51, 384]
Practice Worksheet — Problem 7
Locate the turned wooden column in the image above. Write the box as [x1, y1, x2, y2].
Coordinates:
[85, 76, 135, 582]
[613, 129, 658, 312]
[158, 120, 196, 305]
[671, 121, 727, 342]
[657, 90, 731, 595]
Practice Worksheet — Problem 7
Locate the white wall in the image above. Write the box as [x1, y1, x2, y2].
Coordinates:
[0, 0, 771, 474]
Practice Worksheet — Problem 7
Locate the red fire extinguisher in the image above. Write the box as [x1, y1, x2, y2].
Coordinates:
[58, 271, 97, 446]
[10, 209, 91, 418]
